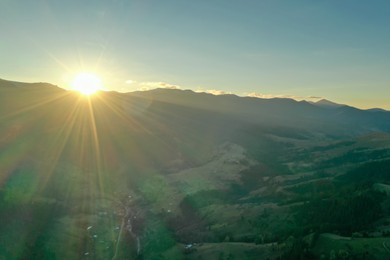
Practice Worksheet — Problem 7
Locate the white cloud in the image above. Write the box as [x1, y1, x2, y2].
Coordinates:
[246, 92, 322, 101]
[195, 89, 233, 95]
[125, 79, 135, 84]
[137, 81, 181, 91]
[246, 92, 282, 99]
[126, 80, 323, 102]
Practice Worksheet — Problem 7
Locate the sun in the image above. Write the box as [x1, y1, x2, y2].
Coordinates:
[71, 73, 103, 96]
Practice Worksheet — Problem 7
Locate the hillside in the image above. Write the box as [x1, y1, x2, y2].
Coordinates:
[1, 79, 390, 259]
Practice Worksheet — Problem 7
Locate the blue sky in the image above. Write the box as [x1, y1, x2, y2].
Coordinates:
[1, 0, 390, 109]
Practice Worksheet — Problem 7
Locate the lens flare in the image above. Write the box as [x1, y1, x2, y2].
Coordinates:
[71, 73, 102, 95]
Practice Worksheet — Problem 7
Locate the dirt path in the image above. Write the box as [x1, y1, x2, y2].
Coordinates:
[112, 216, 126, 260]
[111, 206, 140, 259]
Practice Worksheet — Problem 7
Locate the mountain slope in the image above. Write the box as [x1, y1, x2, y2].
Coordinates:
[314, 98, 344, 108]
[126, 88, 390, 137]
[1, 79, 390, 259]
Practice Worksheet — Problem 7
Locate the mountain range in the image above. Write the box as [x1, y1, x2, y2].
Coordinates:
[2, 78, 389, 138]
[1, 78, 390, 259]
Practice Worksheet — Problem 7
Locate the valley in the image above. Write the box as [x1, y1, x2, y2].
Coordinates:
[1, 79, 390, 259]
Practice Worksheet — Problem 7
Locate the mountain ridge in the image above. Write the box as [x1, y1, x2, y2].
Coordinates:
[1, 78, 388, 111]
[1, 78, 390, 138]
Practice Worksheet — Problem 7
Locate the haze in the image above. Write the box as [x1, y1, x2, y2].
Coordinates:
[2, 1, 390, 257]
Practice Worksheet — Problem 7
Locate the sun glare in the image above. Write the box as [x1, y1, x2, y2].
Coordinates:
[71, 73, 102, 96]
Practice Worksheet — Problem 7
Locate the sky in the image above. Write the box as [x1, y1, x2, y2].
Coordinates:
[1, 0, 390, 109]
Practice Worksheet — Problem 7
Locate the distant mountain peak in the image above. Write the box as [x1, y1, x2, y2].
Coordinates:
[315, 99, 344, 108]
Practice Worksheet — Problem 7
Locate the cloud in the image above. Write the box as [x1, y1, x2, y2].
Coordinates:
[125, 79, 135, 84]
[246, 92, 299, 99]
[246, 92, 322, 101]
[196, 89, 233, 95]
[129, 81, 323, 102]
[138, 82, 181, 91]
[307, 96, 322, 100]
[246, 92, 283, 99]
